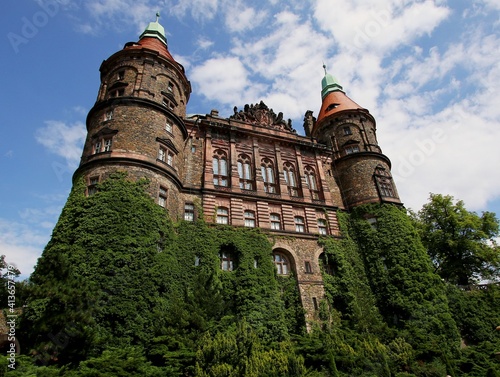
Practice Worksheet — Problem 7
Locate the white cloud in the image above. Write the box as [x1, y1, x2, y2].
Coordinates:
[224, 2, 268, 33]
[35, 120, 86, 168]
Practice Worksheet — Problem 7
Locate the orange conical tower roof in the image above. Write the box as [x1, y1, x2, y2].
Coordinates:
[316, 68, 366, 125]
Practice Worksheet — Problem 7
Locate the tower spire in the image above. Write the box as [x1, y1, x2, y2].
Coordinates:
[140, 13, 167, 46]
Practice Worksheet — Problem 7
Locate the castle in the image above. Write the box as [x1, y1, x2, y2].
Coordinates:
[75, 18, 401, 323]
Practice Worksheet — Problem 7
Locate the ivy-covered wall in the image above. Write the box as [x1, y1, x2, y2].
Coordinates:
[13, 173, 499, 376]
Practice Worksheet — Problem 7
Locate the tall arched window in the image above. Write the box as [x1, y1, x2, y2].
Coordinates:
[273, 252, 289, 275]
[283, 162, 299, 197]
[374, 165, 397, 198]
[261, 159, 276, 193]
[213, 149, 228, 187]
[237, 154, 253, 190]
[304, 166, 320, 200]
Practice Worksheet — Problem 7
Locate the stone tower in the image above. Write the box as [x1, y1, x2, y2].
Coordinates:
[75, 16, 191, 212]
[311, 68, 401, 209]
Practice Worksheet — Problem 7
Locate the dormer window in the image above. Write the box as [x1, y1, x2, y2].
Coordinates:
[326, 103, 340, 112]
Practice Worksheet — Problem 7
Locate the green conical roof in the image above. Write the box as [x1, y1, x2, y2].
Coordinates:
[321, 65, 343, 99]
[139, 13, 167, 46]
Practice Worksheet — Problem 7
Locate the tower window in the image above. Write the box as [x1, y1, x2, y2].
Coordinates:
[244, 210, 255, 228]
[158, 147, 166, 162]
[238, 154, 253, 190]
[158, 186, 167, 207]
[273, 252, 289, 275]
[343, 126, 352, 135]
[345, 145, 360, 154]
[184, 203, 195, 221]
[104, 110, 113, 121]
[213, 149, 228, 187]
[167, 152, 174, 166]
[117, 70, 125, 80]
[374, 166, 397, 198]
[93, 137, 113, 154]
[158, 146, 174, 167]
[317, 219, 328, 235]
[261, 159, 276, 194]
[270, 213, 281, 230]
[165, 121, 173, 133]
[87, 176, 99, 196]
[216, 207, 229, 225]
[283, 162, 299, 197]
[294, 216, 305, 233]
[167, 82, 174, 92]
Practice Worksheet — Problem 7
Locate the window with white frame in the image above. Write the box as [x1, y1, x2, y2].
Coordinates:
[104, 110, 113, 121]
[167, 82, 174, 92]
[270, 213, 281, 230]
[244, 210, 255, 227]
[261, 159, 276, 193]
[158, 146, 166, 162]
[273, 252, 289, 275]
[237, 154, 253, 190]
[345, 145, 360, 154]
[213, 149, 228, 187]
[158, 186, 167, 207]
[167, 151, 174, 166]
[216, 207, 229, 224]
[165, 121, 173, 133]
[93, 137, 113, 154]
[87, 176, 99, 196]
[294, 216, 305, 233]
[283, 162, 299, 197]
[184, 203, 195, 221]
[317, 218, 328, 235]
[220, 251, 234, 271]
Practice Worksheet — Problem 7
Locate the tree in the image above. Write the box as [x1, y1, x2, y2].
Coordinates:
[416, 193, 500, 286]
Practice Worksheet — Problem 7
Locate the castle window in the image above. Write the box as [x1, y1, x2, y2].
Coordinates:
[317, 219, 328, 235]
[294, 216, 305, 233]
[165, 121, 173, 133]
[220, 252, 234, 271]
[313, 297, 319, 311]
[194, 256, 200, 266]
[304, 166, 320, 200]
[237, 154, 253, 190]
[162, 97, 174, 109]
[104, 110, 113, 121]
[213, 149, 228, 187]
[87, 176, 99, 196]
[158, 147, 166, 162]
[273, 253, 289, 275]
[283, 162, 299, 197]
[345, 145, 360, 154]
[167, 82, 174, 92]
[110, 88, 124, 97]
[184, 203, 195, 221]
[270, 213, 281, 230]
[261, 159, 276, 193]
[374, 166, 397, 198]
[216, 207, 229, 225]
[167, 151, 174, 166]
[158, 186, 167, 207]
[305, 261, 313, 274]
[244, 210, 255, 227]
[93, 137, 113, 154]
[117, 70, 124, 80]
[343, 126, 352, 135]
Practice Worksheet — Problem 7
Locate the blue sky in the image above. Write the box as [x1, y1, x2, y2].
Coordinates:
[2, 0, 499, 279]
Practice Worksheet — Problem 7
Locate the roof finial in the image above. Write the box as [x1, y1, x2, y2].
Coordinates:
[323, 62, 327, 75]
[156, 12, 160, 23]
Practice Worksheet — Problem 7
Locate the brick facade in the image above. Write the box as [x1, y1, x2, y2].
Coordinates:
[73, 20, 402, 328]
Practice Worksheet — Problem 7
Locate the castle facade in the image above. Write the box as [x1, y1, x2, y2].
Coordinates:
[75, 18, 401, 323]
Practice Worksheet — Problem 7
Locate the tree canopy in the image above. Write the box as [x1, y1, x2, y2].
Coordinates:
[415, 193, 500, 286]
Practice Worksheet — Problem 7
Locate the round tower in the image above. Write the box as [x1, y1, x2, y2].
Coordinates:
[75, 15, 191, 211]
[311, 68, 401, 209]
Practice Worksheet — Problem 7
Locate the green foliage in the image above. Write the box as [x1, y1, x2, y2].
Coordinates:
[415, 193, 500, 285]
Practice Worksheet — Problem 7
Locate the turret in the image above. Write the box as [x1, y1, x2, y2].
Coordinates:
[312, 67, 400, 209]
[74, 15, 192, 215]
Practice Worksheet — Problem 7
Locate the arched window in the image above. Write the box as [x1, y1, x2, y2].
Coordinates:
[374, 165, 397, 198]
[283, 162, 299, 197]
[273, 252, 289, 275]
[304, 166, 320, 200]
[238, 154, 253, 190]
[213, 149, 228, 187]
[261, 159, 276, 193]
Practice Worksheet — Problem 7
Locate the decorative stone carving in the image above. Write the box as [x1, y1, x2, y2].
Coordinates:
[230, 101, 296, 133]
